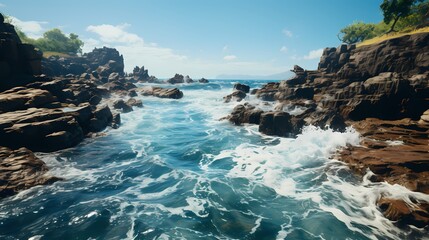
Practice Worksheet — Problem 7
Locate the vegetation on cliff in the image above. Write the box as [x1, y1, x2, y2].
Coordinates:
[3, 14, 84, 55]
[338, 0, 429, 44]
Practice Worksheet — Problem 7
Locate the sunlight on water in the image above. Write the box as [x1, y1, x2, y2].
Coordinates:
[0, 80, 427, 239]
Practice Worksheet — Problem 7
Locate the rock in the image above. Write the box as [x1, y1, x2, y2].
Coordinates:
[199, 78, 209, 83]
[253, 82, 279, 101]
[378, 197, 429, 228]
[128, 90, 137, 97]
[0, 109, 84, 152]
[233, 83, 250, 93]
[0, 88, 56, 113]
[419, 109, 429, 125]
[111, 113, 121, 129]
[0, 18, 42, 91]
[167, 74, 185, 84]
[89, 105, 113, 132]
[0, 147, 61, 198]
[259, 111, 295, 137]
[226, 104, 264, 125]
[185, 75, 194, 83]
[132, 66, 150, 81]
[89, 95, 102, 106]
[113, 99, 133, 113]
[108, 72, 120, 82]
[126, 98, 143, 108]
[141, 87, 184, 99]
[224, 90, 246, 103]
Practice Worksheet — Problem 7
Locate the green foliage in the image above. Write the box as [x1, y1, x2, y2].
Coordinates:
[380, 0, 425, 32]
[33, 28, 84, 55]
[338, 22, 378, 44]
[339, 0, 429, 44]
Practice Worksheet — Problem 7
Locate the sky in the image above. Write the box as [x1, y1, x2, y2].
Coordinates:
[0, 1, 383, 78]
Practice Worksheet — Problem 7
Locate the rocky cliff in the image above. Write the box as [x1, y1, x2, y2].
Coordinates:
[224, 32, 429, 227]
[0, 15, 42, 91]
[42, 47, 125, 77]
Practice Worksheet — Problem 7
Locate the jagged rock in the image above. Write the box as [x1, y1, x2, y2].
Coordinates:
[126, 98, 143, 108]
[259, 111, 296, 137]
[419, 109, 429, 125]
[128, 90, 137, 97]
[88, 105, 113, 132]
[113, 99, 133, 113]
[0, 16, 42, 91]
[233, 83, 250, 93]
[0, 88, 56, 113]
[141, 87, 184, 99]
[42, 47, 125, 78]
[224, 90, 246, 103]
[185, 75, 194, 83]
[0, 147, 61, 198]
[0, 108, 84, 152]
[111, 113, 121, 129]
[199, 78, 209, 83]
[226, 104, 263, 125]
[167, 74, 184, 84]
[108, 72, 120, 82]
[378, 197, 429, 228]
[132, 66, 149, 81]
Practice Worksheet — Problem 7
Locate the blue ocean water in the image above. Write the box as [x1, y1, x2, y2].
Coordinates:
[0, 80, 428, 240]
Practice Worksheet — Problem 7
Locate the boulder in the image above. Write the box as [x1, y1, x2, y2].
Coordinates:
[233, 83, 250, 93]
[224, 90, 246, 103]
[0, 109, 84, 152]
[378, 197, 429, 228]
[167, 74, 185, 84]
[259, 111, 295, 137]
[141, 87, 184, 99]
[113, 99, 133, 113]
[199, 78, 209, 83]
[185, 75, 194, 83]
[0, 88, 56, 113]
[88, 105, 113, 132]
[126, 98, 143, 108]
[0, 147, 61, 198]
[226, 104, 263, 125]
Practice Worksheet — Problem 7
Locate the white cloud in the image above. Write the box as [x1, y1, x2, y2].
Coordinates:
[282, 29, 293, 38]
[280, 46, 288, 53]
[0, 3, 6, 7]
[85, 23, 289, 78]
[303, 48, 324, 60]
[223, 55, 237, 61]
[86, 24, 143, 44]
[9, 16, 47, 38]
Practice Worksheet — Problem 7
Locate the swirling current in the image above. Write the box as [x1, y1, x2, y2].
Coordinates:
[1, 80, 428, 240]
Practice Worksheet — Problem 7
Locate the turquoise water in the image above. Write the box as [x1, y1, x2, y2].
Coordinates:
[0, 80, 428, 239]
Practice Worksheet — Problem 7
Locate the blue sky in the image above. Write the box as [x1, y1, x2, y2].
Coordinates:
[1, 0, 383, 78]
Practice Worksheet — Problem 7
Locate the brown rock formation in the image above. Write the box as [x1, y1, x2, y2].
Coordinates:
[140, 86, 184, 99]
[0, 147, 60, 198]
[224, 32, 429, 227]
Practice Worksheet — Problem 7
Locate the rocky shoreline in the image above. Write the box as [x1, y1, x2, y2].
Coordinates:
[1, 12, 429, 228]
[223, 32, 429, 227]
[0, 16, 201, 198]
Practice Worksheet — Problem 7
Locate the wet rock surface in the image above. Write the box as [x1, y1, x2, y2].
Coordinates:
[0, 147, 61, 198]
[223, 32, 429, 227]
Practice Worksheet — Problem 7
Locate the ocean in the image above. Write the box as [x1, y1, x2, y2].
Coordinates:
[0, 80, 427, 239]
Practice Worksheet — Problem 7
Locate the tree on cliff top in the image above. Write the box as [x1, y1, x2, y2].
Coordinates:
[35, 28, 84, 55]
[381, 0, 424, 32]
[3, 14, 84, 55]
